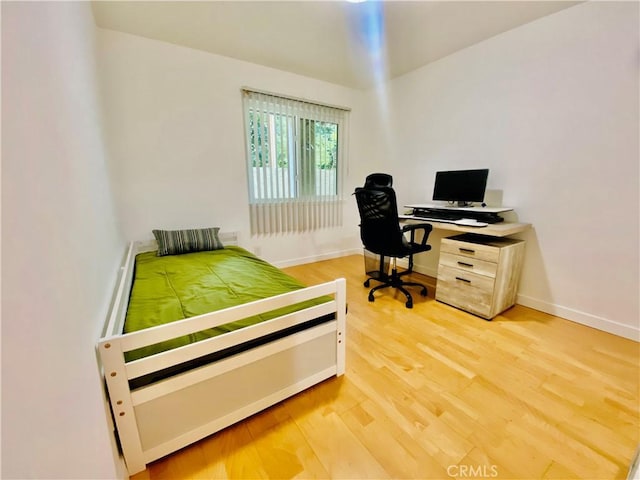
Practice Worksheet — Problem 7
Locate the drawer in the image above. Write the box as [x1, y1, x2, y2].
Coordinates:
[439, 252, 498, 278]
[435, 265, 494, 318]
[441, 238, 500, 263]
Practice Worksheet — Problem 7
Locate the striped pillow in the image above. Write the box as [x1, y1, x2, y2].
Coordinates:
[153, 227, 224, 256]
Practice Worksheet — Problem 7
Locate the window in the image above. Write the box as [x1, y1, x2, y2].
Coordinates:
[242, 89, 349, 235]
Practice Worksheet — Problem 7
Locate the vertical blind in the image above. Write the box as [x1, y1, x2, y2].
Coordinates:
[242, 89, 349, 235]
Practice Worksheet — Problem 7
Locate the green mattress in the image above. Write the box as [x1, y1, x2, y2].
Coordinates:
[124, 246, 331, 362]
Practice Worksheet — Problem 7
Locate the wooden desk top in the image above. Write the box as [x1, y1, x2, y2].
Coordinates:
[400, 216, 531, 237]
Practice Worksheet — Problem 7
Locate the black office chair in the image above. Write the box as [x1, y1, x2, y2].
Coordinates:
[364, 172, 393, 188]
[354, 185, 433, 308]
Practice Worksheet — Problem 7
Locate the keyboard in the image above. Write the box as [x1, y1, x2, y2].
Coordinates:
[410, 208, 501, 225]
[404, 209, 488, 227]
[411, 210, 463, 221]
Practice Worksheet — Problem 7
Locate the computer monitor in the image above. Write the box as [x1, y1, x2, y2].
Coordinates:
[432, 169, 489, 207]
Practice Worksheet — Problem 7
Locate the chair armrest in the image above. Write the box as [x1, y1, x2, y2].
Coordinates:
[402, 223, 433, 246]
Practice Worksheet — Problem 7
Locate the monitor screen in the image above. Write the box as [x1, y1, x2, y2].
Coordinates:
[432, 169, 489, 206]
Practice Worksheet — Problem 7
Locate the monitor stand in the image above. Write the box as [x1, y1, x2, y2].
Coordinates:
[405, 203, 513, 215]
[413, 205, 506, 224]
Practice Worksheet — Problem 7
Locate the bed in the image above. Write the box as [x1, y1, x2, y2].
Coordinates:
[97, 230, 347, 475]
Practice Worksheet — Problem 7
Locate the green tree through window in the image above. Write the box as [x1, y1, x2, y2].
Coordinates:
[247, 112, 338, 200]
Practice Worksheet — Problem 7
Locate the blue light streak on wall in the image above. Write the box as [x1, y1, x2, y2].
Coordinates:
[346, 1, 393, 153]
[349, 1, 388, 86]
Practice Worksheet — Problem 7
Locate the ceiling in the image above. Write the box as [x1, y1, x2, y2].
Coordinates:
[92, 1, 580, 90]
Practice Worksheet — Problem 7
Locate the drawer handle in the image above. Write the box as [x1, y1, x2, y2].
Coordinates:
[455, 277, 471, 284]
[457, 261, 474, 268]
[459, 248, 475, 254]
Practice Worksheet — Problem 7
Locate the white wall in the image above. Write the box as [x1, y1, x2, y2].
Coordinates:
[1, 3, 634, 478]
[2, 3, 125, 478]
[96, 2, 639, 340]
[386, 2, 639, 339]
[97, 29, 372, 267]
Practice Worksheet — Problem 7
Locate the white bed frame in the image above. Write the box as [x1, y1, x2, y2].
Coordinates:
[97, 234, 346, 475]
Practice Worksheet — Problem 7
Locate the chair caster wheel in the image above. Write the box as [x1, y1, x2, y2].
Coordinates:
[406, 300, 413, 308]
[368, 294, 375, 302]
[364, 280, 370, 288]
[420, 288, 427, 297]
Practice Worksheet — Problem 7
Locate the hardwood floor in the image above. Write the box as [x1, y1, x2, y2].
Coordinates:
[131, 254, 639, 480]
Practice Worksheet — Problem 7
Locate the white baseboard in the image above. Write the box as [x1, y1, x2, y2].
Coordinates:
[516, 294, 639, 342]
[627, 445, 640, 480]
[272, 248, 362, 269]
[412, 261, 638, 342]
[278, 252, 640, 342]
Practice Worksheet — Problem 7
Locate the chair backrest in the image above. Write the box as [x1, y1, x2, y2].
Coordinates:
[354, 186, 407, 257]
[364, 173, 393, 189]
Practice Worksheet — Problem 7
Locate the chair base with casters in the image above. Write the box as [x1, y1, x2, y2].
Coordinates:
[364, 253, 428, 309]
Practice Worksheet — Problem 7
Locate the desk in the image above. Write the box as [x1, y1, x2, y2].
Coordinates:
[400, 214, 531, 319]
[399, 215, 531, 237]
